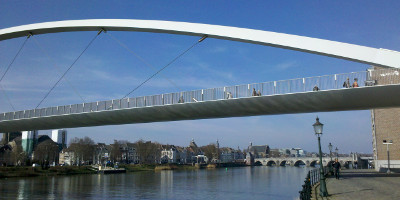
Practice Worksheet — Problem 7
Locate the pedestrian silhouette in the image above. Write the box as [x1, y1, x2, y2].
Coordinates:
[352, 78, 359, 88]
[226, 92, 233, 99]
[313, 85, 319, 91]
[333, 159, 341, 179]
[343, 78, 351, 88]
[178, 96, 184, 103]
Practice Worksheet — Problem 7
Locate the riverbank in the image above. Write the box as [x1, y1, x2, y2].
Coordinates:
[0, 163, 247, 178]
[0, 166, 96, 178]
[154, 164, 197, 171]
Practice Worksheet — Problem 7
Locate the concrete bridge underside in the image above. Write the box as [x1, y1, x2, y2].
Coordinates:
[1, 84, 400, 132]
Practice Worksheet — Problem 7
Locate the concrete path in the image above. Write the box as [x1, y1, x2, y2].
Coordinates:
[314, 169, 400, 200]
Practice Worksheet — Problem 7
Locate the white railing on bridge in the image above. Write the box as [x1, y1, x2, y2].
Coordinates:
[1, 68, 400, 121]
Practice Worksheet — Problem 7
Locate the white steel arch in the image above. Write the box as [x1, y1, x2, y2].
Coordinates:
[0, 19, 399, 68]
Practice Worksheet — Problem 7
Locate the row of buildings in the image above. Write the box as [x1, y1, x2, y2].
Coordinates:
[1, 131, 247, 166]
[1, 129, 321, 167]
[160, 140, 246, 164]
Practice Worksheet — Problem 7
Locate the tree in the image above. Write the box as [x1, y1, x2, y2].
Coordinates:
[0, 145, 13, 166]
[110, 140, 123, 163]
[33, 140, 59, 168]
[134, 140, 161, 164]
[201, 144, 218, 162]
[68, 136, 95, 165]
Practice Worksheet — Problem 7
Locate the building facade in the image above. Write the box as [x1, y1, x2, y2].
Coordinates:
[93, 143, 110, 165]
[370, 66, 400, 171]
[59, 150, 76, 166]
[121, 143, 139, 164]
[248, 143, 270, 158]
[161, 145, 179, 164]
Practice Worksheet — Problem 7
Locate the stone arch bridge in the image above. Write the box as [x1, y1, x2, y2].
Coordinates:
[255, 157, 353, 167]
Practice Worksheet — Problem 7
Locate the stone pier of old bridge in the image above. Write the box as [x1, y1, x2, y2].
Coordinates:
[255, 157, 353, 167]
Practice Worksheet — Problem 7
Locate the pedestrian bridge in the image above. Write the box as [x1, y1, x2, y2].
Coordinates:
[1, 19, 400, 133]
[1, 68, 400, 132]
[255, 157, 353, 167]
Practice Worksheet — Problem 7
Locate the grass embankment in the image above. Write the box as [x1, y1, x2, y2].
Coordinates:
[154, 164, 197, 171]
[119, 164, 197, 171]
[119, 164, 156, 172]
[0, 166, 96, 179]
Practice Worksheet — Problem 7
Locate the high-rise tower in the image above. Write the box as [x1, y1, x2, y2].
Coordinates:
[21, 130, 38, 155]
[51, 129, 67, 149]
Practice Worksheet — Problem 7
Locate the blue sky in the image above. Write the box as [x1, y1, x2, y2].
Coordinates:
[1, 1, 399, 153]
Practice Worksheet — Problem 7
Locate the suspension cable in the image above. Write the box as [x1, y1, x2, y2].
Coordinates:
[0, 35, 30, 83]
[0, 34, 31, 111]
[31, 36, 87, 104]
[122, 35, 207, 99]
[0, 84, 16, 111]
[35, 30, 103, 109]
[105, 31, 184, 92]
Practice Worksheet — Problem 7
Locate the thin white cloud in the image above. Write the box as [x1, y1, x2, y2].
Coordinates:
[209, 46, 227, 53]
[275, 61, 297, 71]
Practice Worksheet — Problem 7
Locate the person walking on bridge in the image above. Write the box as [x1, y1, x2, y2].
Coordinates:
[352, 78, 359, 88]
[343, 78, 351, 88]
[333, 159, 341, 179]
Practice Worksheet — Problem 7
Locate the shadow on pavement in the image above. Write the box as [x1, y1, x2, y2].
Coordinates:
[340, 171, 400, 178]
[330, 188, 373, 195]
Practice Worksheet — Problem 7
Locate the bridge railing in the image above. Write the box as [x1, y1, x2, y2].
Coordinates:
[1, 68, 400, 122]
[299, 166, 330, 200]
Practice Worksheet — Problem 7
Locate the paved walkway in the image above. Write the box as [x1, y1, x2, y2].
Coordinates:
[314, 169, 400, 200]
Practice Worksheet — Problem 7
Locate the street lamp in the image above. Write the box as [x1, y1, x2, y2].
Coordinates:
[313, 117, 328, 197]
[328, 142, 333, 173]
[335, 147, 339, 160]
[328, 143, 333, 161]
[383, 140, 393, 173]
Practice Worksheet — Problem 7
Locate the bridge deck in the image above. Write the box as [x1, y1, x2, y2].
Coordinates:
[1, 84, 400, 132]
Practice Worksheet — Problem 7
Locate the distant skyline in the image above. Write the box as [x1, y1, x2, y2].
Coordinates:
[1, 1, 399, 154]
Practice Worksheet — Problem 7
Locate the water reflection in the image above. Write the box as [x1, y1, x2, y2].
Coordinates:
[17, 179, 25, 200]
[0, 166, 310, 200]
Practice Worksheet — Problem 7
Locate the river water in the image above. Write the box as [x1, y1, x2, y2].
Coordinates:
[0, 166, 310, 200]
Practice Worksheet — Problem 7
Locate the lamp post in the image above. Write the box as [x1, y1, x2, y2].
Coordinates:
[328, 142, 333, 173]
[383, 140, 393, 173]
[313, 117, 328, 197]
[335, 147, 339, 160]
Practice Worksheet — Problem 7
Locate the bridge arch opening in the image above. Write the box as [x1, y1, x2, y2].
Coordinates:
[266, 161, 276, 166]
[254, 161, 262, 166]
[294, 160, 306, 167]
[310, 160, 318, 167]
[279, 160, 287, 166]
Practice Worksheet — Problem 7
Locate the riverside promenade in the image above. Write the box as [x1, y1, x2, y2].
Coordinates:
[314, 169, 400, 200]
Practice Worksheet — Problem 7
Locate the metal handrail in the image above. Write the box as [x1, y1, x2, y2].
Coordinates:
[1, 68, 399, 122]
[299, 166, 329, 200]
